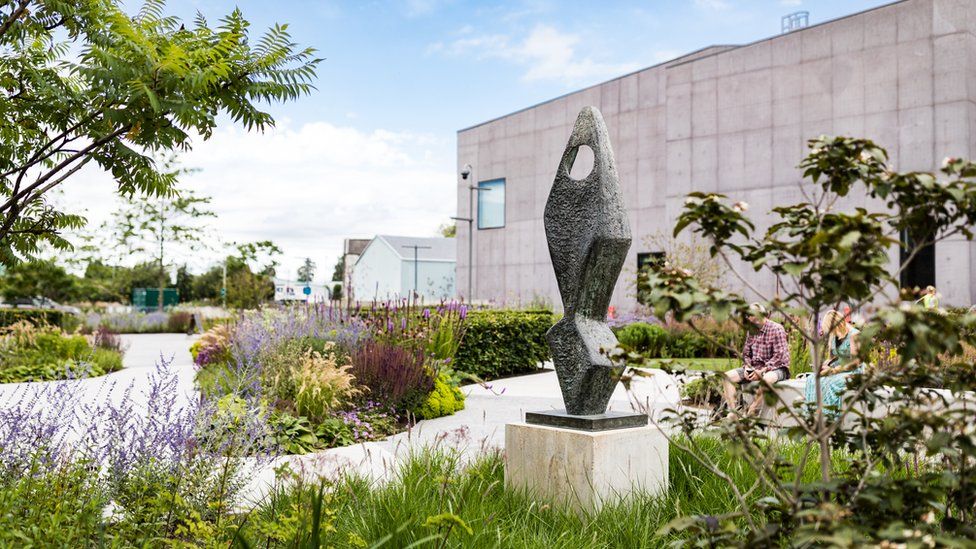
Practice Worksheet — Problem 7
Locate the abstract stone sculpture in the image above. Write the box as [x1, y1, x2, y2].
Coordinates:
[543, 106, 632, 416]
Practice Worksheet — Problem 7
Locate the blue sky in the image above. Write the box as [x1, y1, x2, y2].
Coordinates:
[66, 0, 893, 281]
[175, 0, 891, 134]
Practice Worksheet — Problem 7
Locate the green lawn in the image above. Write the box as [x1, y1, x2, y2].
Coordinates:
[641, 357, 741, 372]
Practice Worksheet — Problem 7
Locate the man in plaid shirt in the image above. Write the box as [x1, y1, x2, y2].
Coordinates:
[722, 303, 790, 414]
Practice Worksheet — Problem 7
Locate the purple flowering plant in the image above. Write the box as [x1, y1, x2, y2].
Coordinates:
[194, 300, 469, 455]
[0, 356, 276, 536]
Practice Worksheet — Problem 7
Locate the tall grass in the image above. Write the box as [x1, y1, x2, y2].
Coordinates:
[236, 437, 845, 548]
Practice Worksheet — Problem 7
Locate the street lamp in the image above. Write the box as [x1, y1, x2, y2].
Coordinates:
[401, 244, 432, 300]
[452, 164, 492, 302]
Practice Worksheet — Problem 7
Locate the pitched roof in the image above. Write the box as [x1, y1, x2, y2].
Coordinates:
[376, 235, 456, 262]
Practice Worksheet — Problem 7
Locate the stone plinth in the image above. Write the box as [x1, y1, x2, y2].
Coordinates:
[525, 409, 648, 431]
[505, 422, 668, 514]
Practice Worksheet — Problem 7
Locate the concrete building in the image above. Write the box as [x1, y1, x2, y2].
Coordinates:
[351, 235, 456, 302]
[456, 0, 976, 311]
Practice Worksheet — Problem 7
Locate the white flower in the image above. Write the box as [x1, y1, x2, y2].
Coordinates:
[942, 156, 956, 168]
[732, 201, 749, 213]
[859, 150, 872, 162]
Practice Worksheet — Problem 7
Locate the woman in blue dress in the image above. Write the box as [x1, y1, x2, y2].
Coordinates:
[805, 310, 861, 416]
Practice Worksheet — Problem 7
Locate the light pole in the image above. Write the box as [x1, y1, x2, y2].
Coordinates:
[402, 244, 432, 299]
[452, 164, 492, 302]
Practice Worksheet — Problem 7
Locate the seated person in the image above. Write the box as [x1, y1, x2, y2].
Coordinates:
[722, 303, 791, 415]
[804, 309, 861, 417]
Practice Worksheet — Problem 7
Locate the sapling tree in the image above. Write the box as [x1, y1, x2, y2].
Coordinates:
[634, 137, 976, 546]
[0, 0, 319, 264]
[108, 164, 215, 310]
[225, 240, 281, 309]
[296, 257, 316, 284]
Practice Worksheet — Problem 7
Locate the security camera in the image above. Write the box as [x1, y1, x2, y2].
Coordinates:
[460, 164, 472, 180]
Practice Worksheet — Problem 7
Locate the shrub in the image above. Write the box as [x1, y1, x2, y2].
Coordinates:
[0, 459, 106, 545]
[167, 311, 193, 333]
[662, 320, 740, 359]
[415, 373, 465, 420]
[0, 308, 66, 329]
[315, 416, 356, 448]
[336, 401, 398, 442]
[0, 321, 124, 382]
[350, 341, 434, 412]
[91, 348, 124, 375]
[192, 324, 232, 367]
[358, 300, 467, 361]
[293, 346, 360, 423]
[788, 326, 812, 376]
[453, 310, 552, 380]
[268, 412, 323, 454]
[615, 322, 668, 356]
[92, 325, 126, 356]
[681, 377, 722, 407]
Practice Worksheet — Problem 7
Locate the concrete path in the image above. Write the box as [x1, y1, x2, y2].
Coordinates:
[0, 333, 199, 436]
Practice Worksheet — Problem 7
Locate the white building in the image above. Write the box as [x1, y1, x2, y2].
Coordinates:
[273, 278, 336, 303]
[351, 235, 456, 302]
[341, 237, 371, 305]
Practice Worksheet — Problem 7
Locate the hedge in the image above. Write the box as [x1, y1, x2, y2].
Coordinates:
[613, 321, 740, 359]
[0, 309, 67, 329]
[453, 310, 553, 380]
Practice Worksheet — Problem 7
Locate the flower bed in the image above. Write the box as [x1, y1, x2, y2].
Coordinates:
[84, 310, 231, 333]
[0, 322, 125, 382]
[192, 301, 468, 454]
[85, 311, 191, 333]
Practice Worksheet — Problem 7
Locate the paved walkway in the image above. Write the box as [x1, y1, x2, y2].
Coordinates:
[0, 333, 199, 439]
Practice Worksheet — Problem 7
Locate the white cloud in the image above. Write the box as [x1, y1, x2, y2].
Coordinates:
[56, 121, 456, 281]
[780, 0, 803, 6]
[432, 24, 638, 86]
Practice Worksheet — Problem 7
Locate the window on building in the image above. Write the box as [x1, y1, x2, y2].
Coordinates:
[477, 178, 505, 229]
[900, 228, 936, 290]
[637, 252, 666, 271]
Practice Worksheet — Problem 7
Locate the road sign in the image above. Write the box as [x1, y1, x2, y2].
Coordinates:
[303, 286, 311, 296]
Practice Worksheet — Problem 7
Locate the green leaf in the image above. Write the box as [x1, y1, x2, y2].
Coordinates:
[782, 262, 805, 276]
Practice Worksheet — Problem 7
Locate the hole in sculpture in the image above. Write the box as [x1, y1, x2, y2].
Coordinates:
[568, 145, 595, 180]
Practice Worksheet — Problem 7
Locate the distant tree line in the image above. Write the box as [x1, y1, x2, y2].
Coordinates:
[1, 240, 281, 309]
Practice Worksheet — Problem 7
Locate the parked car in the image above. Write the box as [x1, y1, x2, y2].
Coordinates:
[0, 296, 81, 315]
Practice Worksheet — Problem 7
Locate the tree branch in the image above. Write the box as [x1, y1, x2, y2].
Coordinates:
[0, 0, 29, 40]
